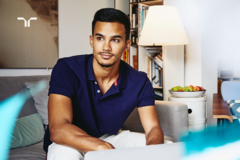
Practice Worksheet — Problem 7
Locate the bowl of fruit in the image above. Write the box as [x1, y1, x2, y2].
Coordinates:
[169, 85, 206, 98]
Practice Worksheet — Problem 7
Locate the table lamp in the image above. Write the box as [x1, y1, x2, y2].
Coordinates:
[138, 5, 189, 46]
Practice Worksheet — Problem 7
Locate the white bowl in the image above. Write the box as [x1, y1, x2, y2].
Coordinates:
[169, 90, 206, 98]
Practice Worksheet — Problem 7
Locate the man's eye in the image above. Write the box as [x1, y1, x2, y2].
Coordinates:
[112, 39, 120, 43]
[97, 37, 103, 41]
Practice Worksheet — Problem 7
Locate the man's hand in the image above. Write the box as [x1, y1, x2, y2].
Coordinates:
[96, 142, 115, 150]
[138, 105, 164, 145]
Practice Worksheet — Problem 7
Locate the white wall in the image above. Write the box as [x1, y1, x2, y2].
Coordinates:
[165, 0, 240, 125]
[0, 0, 114, 77]
[59, 0, 114, 58]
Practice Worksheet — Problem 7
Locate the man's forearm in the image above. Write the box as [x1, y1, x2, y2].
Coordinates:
[145, 126, 164, 145]
[50, 123, 114, 153]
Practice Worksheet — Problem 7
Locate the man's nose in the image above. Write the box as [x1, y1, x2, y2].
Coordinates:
[103, 41, 111, 51]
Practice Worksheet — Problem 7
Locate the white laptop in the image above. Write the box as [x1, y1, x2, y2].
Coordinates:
[85, 143, 184, 160]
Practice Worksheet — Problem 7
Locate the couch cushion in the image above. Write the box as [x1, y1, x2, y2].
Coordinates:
[0, 76, 50, 118]
[227, 100, 240, 123]
[25, 82, 49, 125]
[9, 142, 46, 160]
[10, 113, 45, 149]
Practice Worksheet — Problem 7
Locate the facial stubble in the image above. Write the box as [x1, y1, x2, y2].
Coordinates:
[96, 52, 116, 68]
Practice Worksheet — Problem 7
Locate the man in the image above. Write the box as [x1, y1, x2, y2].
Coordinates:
[45, 8, 164, 160]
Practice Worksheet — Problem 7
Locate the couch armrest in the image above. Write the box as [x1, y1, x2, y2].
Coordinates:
[122, 100, 188, 142]
[155, 100, 188, 141]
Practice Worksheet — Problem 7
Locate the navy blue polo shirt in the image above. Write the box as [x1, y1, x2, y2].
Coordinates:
[43, 54, 155, 152]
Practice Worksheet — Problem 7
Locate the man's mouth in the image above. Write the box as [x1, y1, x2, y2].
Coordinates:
[99, 53, 113, 59]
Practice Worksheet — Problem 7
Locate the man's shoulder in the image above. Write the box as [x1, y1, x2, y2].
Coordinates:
[52, 54, 93, 76]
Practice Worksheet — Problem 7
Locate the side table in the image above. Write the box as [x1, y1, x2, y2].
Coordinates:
[169, 96, 207, 132]
[212, 93, 233, 128]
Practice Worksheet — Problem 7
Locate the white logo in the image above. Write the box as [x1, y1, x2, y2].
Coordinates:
[17, 17, 37, 27]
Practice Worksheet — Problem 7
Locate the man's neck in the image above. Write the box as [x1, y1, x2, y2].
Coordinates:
[92, 58, 120, 84]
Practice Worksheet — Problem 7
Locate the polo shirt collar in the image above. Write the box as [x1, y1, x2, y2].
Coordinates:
[87, 54, 127, 89]
[87, 55, 95, 81]
[118, 61, 127, 89]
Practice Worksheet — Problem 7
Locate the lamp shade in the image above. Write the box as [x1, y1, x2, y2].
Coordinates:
[138, 6, 189, 46]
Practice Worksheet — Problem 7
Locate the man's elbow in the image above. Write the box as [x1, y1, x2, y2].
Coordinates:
[50, 126, 62, 143]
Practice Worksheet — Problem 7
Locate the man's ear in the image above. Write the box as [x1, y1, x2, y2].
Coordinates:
[125, 39, 131, 52]
[89, 35, 93, 48]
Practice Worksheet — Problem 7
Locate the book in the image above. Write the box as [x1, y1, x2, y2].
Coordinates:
[147, 57, 162, 87]
[141, 5, 145, 31]
[154, 89, 163, 100]
[126, 51, 129, 64]
[151, 59, 155, 83]
[131, 31, 137, 45]
[154, 89, 163, 97]
[135, 6, 138, 27]
[160, 68, 163, 87]
[145, 46, 162, 54]
[131, 5, 138, 28]
[121, 51, 130, 64]
[145, 46, 162, 50]
[132, 14, 136, 28]
[133, 47, 138, 70]
[130, 4, 132, 28]
[157, 52, 163, 61]
[153, 55, 163, 67]
[138, 3, 150, 38]
[147, 56, 151, 80]
[145, 52, 163, 68]
[152, 63, 160, 87]
[159, 68, 162, 87]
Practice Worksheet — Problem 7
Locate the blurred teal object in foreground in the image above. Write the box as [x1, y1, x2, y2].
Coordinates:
[181, 125, 240, 160]
[0, 81, 47, 160]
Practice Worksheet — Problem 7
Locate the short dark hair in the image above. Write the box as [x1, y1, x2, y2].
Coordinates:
[92, 8, 130, 41]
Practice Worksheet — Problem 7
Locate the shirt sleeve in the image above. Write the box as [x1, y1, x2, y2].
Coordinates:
[137, 77, 155, 108]
[48, 59, 77, 98]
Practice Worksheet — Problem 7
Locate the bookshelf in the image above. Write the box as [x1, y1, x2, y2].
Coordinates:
[116, 0, 185, 101]
[129, 0, 164, 100]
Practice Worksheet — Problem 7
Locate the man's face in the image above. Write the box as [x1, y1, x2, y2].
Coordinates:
[90, 21, 131, 68]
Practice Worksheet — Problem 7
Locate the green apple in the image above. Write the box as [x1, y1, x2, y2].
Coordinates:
[183, 86, 189, 92]
[188, 87, 193, 91]
[176, 86, 183, 90]
[171, 87, 178, 91]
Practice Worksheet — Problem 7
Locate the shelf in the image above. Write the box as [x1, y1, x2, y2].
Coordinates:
[140, 0, 163, 5]
[130, 28, 138, 31]
[130, 2, 138, 5]
[153, 86, 163, 89]
[130, 0, 163, 5]
[131, 44, 138, 47]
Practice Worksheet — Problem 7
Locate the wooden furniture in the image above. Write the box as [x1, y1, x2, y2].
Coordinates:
[217, 77, 240, 94]
[212, 93, 232, 128]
